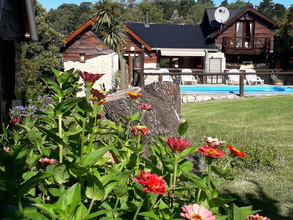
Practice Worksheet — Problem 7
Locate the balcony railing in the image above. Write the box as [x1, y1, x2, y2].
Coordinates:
[222, 37, 272, 55]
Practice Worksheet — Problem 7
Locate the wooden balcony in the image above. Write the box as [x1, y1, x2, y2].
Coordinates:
[222, 37, 272, 55]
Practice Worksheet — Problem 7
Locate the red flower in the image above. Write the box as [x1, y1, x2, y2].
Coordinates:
[77, 70, 104, 83]
[204, 136, 226, 148]
[198, 146, 226, 158]
[133, 170, 167, 194]
[3, 147, 12, 153]
[128, 92, 142, 99]
[96, 113, 104, 119]
[131, 125, 150, 137]
[138, 103, 153, 111]
[10, 118, 22, 126]
[39, 158, 58, 166]
[165, 137, 192, 151]
[227, 145, 246, 158]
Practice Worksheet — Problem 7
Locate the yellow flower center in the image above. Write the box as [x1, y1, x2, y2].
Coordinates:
[191, 214, 203, 220]
[206, 148, 217, 155]
[256, 217, 263, 220]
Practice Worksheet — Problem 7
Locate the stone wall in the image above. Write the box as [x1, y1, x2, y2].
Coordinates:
[64, 52, 118, 95]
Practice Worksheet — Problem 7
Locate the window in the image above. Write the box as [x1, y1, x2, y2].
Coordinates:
[236, 21, 254, 48]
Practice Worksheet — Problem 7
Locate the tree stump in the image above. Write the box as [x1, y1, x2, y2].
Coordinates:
[103, 81, 182, 138]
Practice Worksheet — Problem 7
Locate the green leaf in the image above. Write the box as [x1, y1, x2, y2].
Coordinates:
[179, 160, 194, 172]
[227, 203, 260, 220]
[85, 174, 105, 201]
[82, 145, 112, 167]
[130, 111, 140, 121]
[211, 166, 234, 180]
[16, 172, 52, 198]
[209, 196, 236, 208]
[181, 172, 207, 190]
[37, 125, 67, 146]
[177, 121, 189, 136]
[41, 76, 64, 99]
[28, 127, 44, 147]
[77, 97, 92, 113]
[53, 68, 73, 84]
[54, 97, 83, 116]
[84, 209, 123, 220]
[53, 164, 70, 184]
[139, 211, 160, 220]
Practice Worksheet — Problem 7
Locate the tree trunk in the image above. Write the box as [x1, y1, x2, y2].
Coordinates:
[103, 81, 182, 138]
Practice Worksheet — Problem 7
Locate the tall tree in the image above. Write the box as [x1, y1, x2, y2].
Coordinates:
[22, 1, 64, 100]
[92, 0, 128, 89]
[275, 5, 293, 53]
[257, 0, 275, 18]
[186, 2, 215, 24]
[226, 0, 253, 8]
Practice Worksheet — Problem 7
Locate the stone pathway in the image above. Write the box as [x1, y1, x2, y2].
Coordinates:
[180, 93, 292, 103]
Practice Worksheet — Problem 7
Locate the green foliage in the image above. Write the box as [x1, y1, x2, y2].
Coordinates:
[0, 68, 263, 219]
[22, 1, 64, 101]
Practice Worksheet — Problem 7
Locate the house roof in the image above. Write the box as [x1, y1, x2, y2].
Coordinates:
[204, 6, 278, 38]
[125, 22, 217, 50]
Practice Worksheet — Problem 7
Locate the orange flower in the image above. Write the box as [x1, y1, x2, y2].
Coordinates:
[98, 99, 106, 105]
[133, 170, 167, 194]
[227, 145, 246, 158]
[198, 146, 226, 158]
[128, 92, 142, 99]
[131, 125, 150, 137]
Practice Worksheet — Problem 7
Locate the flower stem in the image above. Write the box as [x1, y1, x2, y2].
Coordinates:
[171, 156, 179, 209]
[58, 115, 63, 163]
[133, 198, 144, 220]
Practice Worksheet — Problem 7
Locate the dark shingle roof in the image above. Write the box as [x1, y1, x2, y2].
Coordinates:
[126, 22, 216, 49]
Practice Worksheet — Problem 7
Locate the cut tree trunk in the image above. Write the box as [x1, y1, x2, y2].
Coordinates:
[103, 81, 182, 138]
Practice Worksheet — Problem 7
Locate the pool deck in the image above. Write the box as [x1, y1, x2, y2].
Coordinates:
[180, 84, 293, 103]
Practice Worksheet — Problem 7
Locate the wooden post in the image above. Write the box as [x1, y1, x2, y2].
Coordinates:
[239, 72, 245, 97]
[138, 44, 145, 87]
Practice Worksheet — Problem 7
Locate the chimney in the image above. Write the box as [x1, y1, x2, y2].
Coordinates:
[145, 8, 150, 28]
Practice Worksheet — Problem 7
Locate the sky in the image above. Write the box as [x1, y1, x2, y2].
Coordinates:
[38, 0, 291, 11]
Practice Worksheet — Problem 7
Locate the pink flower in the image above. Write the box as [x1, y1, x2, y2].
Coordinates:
[3, 147, 12, 153]
[165, 137, 192, 151]
[180, 203, 216, 220]
[204, 136, 226, 148]
[77, 70, 104, 83]
[198, 146, 226, 158]
[133, 170, 167, 194]
[39, 158, 58, 166]
[138, 103, 153, 111]
[131, 125, 150, 137]
[247, 213, 271, 220]
[10, 118, 22, 126]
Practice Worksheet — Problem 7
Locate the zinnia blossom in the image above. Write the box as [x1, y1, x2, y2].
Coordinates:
[180, 203, 216, 220]
[247, 213, 271, 220]
[77, 70, 104, 83]
[98, 99, 106, 105]
[198, 146, 226, 158]
[204, 136, 226, 148]
[39, 158, 58, 166]
[227, 145, 246, 158]
[131, 125, 150, 137]
[3, 147, 12, 153]
[91, 88, 107, 99]
[133, 170, 167, 194]
[138, 103, 153, 111]
[10, 118, 22, 126]
[128, 92, 142, 99]
[165, 137, 192, 151]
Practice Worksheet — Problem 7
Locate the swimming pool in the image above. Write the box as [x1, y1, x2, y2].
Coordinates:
[180, 85, 293, 94]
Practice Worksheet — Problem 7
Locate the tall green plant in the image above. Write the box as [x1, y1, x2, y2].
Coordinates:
[0, 68, 267, 219]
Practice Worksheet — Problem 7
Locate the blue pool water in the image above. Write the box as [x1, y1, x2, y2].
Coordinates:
[180, 86, 293, 94]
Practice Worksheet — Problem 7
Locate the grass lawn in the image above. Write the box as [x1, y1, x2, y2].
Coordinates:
[181, 95, 293, 220]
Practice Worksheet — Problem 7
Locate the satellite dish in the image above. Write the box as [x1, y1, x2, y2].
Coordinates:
[214, 7, 230, 24]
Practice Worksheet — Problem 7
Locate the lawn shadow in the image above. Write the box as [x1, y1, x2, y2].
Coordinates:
[221, 180, 293, 220]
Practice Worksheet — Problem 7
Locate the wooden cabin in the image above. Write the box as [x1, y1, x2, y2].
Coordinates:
[203, 7, 278, 65]
[0, 0, 38, 124]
